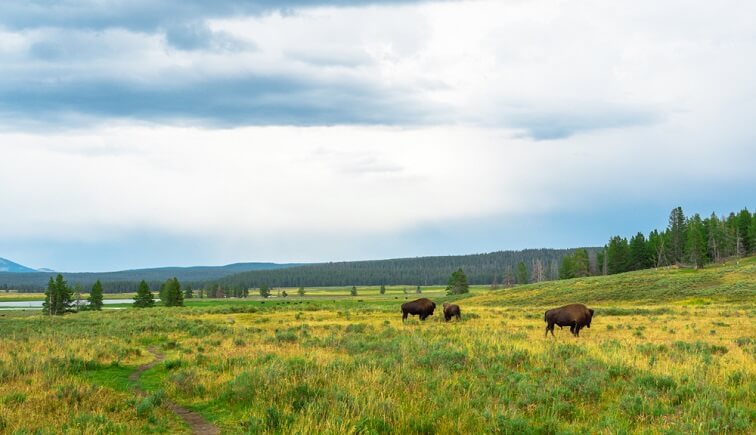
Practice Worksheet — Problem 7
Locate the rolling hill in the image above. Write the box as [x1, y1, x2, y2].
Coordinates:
[0, 262, 301, 292]
[466, 255, 756, 307]
[215, 248, 599, 289]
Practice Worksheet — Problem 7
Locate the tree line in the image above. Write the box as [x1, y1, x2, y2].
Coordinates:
[595, 207, 754, 276]
[214, 248, 596, 291]
[42, 275, 186, 315]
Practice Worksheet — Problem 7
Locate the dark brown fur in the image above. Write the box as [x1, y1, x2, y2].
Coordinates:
[544, 303, 594, 337]
[402, 298, 436, 321]
[443, 303, 461, 322]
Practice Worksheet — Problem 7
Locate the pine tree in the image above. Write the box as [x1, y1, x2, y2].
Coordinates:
[42, 274, 73, 316]
[446, 268, 470, 295]
[628, 232, 651, 271]
[184, 287, 193, 299]
[736, 208, 752, 255]
[133, 280, 155, 308]
[350, 286, 358, 296]
[686, 214, 707, 268]
[559, 255, 575, 279]
[416, 285, 421, 294]
[515, 261, 528, 285]
[298, 286, 305, 297]
[606, 236, 630, 274]
[88, 280, 104, 311]
[162, 278, 184, 307]
[379, 284, 386, 295]
[259, 284, 270, 298]
[668, 207, 687, 264]
[751, 212, 756, 255]
[572, 249, 590, 277]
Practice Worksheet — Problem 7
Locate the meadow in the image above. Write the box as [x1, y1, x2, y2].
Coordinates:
[0, 258, 754, 434]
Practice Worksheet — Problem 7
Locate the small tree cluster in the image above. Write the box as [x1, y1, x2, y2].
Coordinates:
[259, 284, 271, 298]
[42, 274, 74, 316]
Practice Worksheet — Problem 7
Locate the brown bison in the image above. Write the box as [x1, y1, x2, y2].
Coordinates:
[402, 298, 436, 321]
[544, 303, 594, 337]
[443, 303, 461, 322]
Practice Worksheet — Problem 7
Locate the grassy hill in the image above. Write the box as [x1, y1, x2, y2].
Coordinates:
[467, 256, 756, 307]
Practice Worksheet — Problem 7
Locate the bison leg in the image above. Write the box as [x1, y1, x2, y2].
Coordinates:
[545, 323, 555, 338]
[570, 324, 576, 336]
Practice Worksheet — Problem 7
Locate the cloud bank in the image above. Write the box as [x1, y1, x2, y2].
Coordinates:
[0, 0, 754, 270]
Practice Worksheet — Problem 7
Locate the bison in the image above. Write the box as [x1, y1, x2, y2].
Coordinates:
[443, 303, 461, 322]
[401, 298, 436, 321]
[544, 303, 594, 337]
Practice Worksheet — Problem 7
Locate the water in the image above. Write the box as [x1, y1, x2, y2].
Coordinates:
[0, 299, 135, 310]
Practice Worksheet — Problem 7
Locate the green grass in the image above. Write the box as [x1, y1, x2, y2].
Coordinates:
[80, 364, 135, 392]
[0, 258, 754, 433]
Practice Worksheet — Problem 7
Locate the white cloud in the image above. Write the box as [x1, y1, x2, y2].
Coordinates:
[0, 1, 754, 268]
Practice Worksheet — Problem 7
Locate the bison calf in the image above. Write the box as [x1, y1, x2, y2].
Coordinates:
[401, 298, 436, 321]
[443, 303, 461, 322]
[544, 303, 594, 337]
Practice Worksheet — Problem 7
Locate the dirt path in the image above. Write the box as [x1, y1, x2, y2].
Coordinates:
[131, 347, 220, 435]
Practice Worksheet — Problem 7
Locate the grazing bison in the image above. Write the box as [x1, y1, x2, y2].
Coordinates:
[443, 303, 461, 322]
[402, 298, 436, 321]
[544, 303, 594, 337]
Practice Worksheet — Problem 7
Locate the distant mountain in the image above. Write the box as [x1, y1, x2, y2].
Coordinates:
[0, 262, 302, 292]
[37, 268, 56, 273]
[0, 257, 38, 273]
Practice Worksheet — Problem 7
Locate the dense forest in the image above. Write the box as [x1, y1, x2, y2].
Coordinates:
[599, 207, 754, 274]
[212, 249, 598, 291]
[553, 207, 754, 281]
[0, 262, 299, 293]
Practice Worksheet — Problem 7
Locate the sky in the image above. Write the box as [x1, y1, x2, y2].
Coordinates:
[0, 0, 754, 272]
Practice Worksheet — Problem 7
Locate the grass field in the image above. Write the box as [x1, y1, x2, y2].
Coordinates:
[0, 258, 754, 433]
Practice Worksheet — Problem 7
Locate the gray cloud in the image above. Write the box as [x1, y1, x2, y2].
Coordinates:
[0, 1, 440, 31]
[508, 106, 660, 140]
[0, 74, 434, 127]
[163, 21, 255, 51]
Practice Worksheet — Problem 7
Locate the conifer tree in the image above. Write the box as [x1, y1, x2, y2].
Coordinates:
[88, 280, 104, 311]
[668, 207, 687, 264]
[298, 286, 305, 297]
[350, 286, 358, 296]
[416, 285, 421, 294]
[736, 208, 752, 254]
[184, 286, 193, 299]
[162, 277, 184, 307]
[259, 284, 270, 298]
[379, 284, 386, 295]
[42, 274, 73, 316]
[133, 280, 155, 308]
[515, 261, 528, 285]
[446, 268, 469, 295]
[686, 214, 707, 268]
[559, 255, 575, 279]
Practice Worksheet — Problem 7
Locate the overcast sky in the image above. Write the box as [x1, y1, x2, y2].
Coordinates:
[1, 0, 754, 272]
